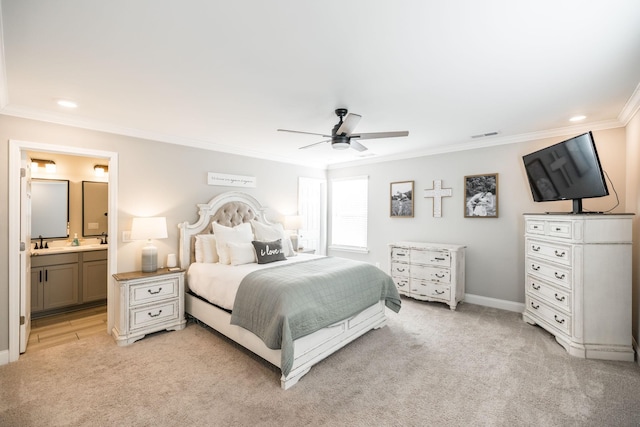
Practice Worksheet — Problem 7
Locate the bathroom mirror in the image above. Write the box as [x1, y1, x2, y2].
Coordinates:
[31, 179, 70, 239]
[82, 181, 108, 237]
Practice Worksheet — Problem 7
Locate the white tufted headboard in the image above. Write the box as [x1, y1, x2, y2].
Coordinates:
[177, 191, 271, 270]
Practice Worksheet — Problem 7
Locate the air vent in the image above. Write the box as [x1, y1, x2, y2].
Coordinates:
[471, 131, 499, 139]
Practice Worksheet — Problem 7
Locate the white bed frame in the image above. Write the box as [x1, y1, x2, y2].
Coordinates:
[178, 191, 389, 389]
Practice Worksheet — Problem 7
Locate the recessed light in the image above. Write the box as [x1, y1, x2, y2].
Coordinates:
[569, 115, 586, 122]
[57, 99, 78, 108]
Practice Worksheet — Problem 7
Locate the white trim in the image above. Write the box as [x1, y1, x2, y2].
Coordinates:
[8, 140, 118, 363]
[619, 81, 640, 125]
[464, 293, 525, 313]
[328, 245, 369, 254]
[0, 350, 8, 366]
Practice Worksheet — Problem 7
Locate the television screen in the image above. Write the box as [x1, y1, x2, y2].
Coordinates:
[522, 132, 608, 213]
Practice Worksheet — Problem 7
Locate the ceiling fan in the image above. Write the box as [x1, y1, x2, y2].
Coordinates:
[277, 108, 409, 152]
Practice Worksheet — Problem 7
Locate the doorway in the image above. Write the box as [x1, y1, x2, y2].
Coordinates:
[8, 139, 118, 362]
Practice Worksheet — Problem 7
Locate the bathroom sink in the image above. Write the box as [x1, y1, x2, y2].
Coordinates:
[31, 244, 108, 255]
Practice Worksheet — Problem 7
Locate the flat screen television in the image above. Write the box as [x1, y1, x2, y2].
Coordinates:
[522, 131, 608, 214]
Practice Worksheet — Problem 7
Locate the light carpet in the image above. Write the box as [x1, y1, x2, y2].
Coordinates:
[1, 298, 639, 426]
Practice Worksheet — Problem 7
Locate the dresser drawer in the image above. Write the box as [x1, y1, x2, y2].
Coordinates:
[130, 277, 179, 306]
[410, 281, 451, 300]
[526, 275, 571, 312]
[391, 262, 410, 278]
[526, 295, 571, 336]
[527, 239, 572, 266]
[548, 221, 573, 239]
[392, 277, 409, 292]
[411, 265, 450, 283]
[526, 219, 546, 235]
[527, 259, 571, 290]
[391, 247, 410, 262]
[410, 249, 451, 267]
[130, 300, 179, 331]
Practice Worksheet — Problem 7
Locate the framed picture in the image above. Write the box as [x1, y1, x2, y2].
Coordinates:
[390, 181, 414, 217]
[464, 174, 498, 218]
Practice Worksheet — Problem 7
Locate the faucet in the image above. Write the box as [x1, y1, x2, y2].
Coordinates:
[101, 232, 108, 245]
[34, 235, 47, 250]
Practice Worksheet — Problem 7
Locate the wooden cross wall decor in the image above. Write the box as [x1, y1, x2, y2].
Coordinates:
[424, 180, 452, 217]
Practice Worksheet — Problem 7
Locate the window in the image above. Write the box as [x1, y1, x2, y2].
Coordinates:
[298, 177, 327, 255]
[330, 176, 368, 251]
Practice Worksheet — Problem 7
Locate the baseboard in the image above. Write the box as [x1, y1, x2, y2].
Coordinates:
[464, 293, 525, 313]
[0, 349, 9, 366]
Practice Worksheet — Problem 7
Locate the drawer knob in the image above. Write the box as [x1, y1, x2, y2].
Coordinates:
[148, 309, 163, 318]
[530, 302, 539, 310]
[147, 287, 163, 295]
[554, 293, 565, 302]
[532, 245, 540, 252]
[532, 283, 540, 291]
[554, 315, 565, 324]
[554, 250, 566, 258]
[554, 272, 565, 280]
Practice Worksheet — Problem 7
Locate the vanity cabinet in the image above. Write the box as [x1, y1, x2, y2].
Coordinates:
[30, 249, 108, 316]
[522, 214, 634, 361]
[389, 242, 466, 310]
[31, 253, 80, 312]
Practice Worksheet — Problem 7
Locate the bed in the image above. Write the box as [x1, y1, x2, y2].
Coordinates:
[178, 191, 401, 389]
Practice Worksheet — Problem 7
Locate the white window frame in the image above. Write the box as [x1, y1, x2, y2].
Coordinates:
[329, 175, 369, 253]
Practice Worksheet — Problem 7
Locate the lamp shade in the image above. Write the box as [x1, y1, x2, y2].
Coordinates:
[130, 217, 168, 240]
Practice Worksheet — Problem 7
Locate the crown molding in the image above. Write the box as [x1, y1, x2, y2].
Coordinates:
[618, 82, 640, 125]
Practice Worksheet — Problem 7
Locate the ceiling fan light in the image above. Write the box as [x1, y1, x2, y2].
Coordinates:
[332, 141, 350, 150]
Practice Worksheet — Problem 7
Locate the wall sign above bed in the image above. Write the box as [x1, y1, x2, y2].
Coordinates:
[207, 172, 257, 188]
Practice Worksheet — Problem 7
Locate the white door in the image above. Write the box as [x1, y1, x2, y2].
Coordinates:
[19, 152, 32, 353]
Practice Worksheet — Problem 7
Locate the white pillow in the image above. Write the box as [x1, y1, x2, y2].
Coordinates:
[251, 220, 296, 257]
[213, 222, 254, 265]
[227, 242, 257, 266]
[195, 234, 218, 263]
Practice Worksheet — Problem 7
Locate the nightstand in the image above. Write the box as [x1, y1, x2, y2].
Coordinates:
[112, 268, 186, 346]
[297, 248, 316, 254]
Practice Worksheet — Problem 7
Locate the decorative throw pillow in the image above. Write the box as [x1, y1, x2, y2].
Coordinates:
[252, 239, 287, 264]
[251, 220, 296, 257]
[195, 234, 218, 263]
[227, 242, 257, 266]
[213, 222, 254, 265]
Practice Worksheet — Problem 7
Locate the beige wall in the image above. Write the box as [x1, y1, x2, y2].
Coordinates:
[625, 108, 640, 346]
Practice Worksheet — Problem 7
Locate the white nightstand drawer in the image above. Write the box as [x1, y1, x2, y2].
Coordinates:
[526, 220, 546, 235]
[526, 275, 571, 312]
[391, 247, 410, 261]
[130, 277, 179, 306]
[411, 264, 451, 284]
[130, 300, 178, 330]
[527, 239, 572, 266]
[411, 249, 451, 267]
[548, 221, 573, 239]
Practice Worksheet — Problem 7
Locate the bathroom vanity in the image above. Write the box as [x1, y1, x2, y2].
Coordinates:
[31, 246, 107, 317]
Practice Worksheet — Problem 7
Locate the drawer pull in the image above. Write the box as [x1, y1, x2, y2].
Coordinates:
[554, 315, 565, 324]
[435, 273, 445, 278]
[530, 302, 539, 310]
[397, 253, 407, 257]
[396, 267, 406, 272]
[532, 225, 540, 229]
[555, 227, 562, 232]
[554, 272, 566, 280]
[531, 283, 540, 291]
[147, 310, 163, 318]
[397, 282, 407, 287]
[434, 257, 446, 261]
[532, 245, 540, 252]
[147, 287, 163, 295]
[554, 250, 566, 258]
[554, 293, 565, 302]
[531, 264, 540, 271]
[434, 289, 445, 295]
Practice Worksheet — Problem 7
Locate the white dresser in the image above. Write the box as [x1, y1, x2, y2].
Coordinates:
[389, 242, 465, 310]
[522, 214, 634, 361]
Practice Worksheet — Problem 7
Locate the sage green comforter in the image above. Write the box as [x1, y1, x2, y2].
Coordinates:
[230, 256, 401, 377]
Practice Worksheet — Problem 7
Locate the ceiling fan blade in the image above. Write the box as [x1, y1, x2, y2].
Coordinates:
[278, 129, 332, 138]
[335, 113, 362, 136]
[351, 131, 409, 140]
[349, 140, 368, 152]
[299, 140, 330, 150]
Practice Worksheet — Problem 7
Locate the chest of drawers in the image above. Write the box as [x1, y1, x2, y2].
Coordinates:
[522, 214, 633, 361]
[389, 242, 465, 310]
[112, 269, 186, 346]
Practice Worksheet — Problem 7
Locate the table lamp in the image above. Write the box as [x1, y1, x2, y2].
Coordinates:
[130, 216, 168, 272]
